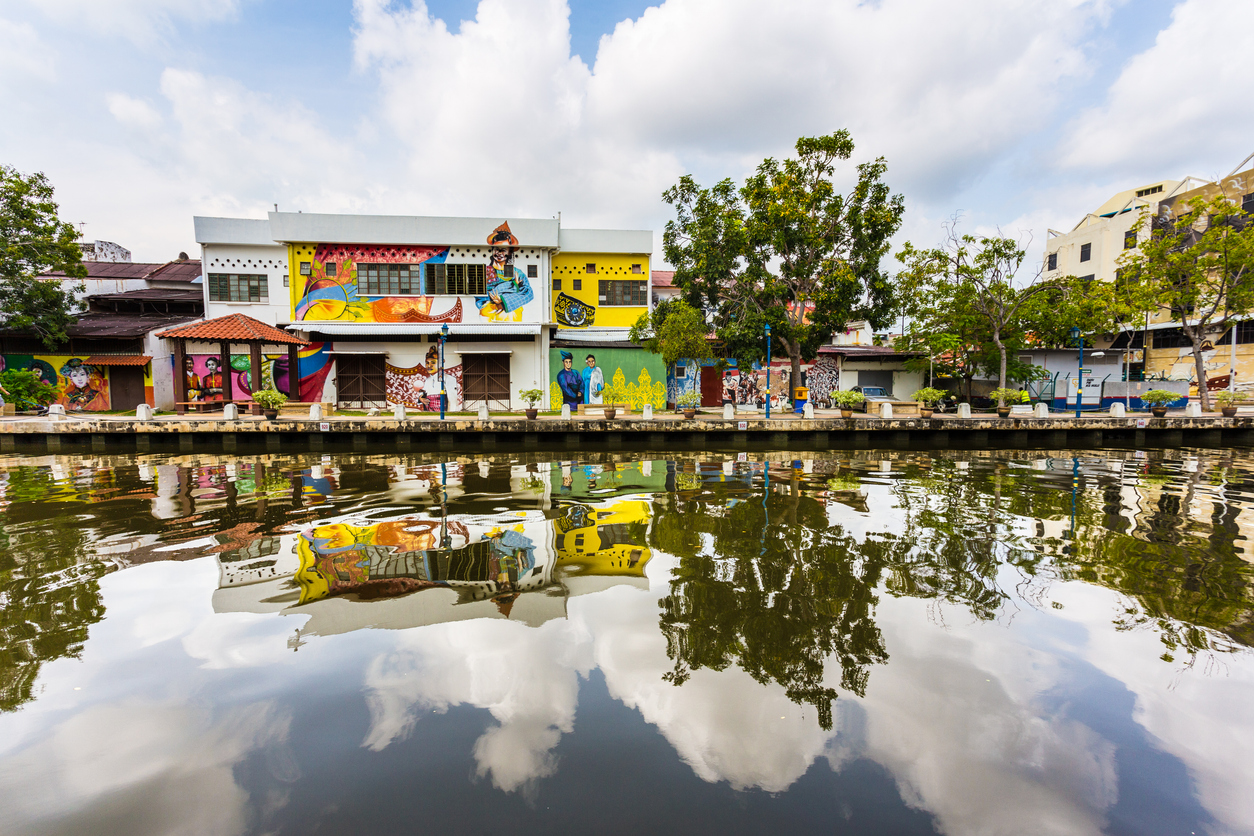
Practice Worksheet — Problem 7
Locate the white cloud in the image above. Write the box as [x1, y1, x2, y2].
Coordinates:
[107, 93, 164, 131]
[0, 17, 56, 82]
[20, 0, 240, 43]
[1058, 0, 1254, 180]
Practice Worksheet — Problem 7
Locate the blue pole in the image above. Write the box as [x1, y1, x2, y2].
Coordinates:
[439, 331, 447, 420]
[764, 323, 771, 420]
[1075, 330, 1083, 418]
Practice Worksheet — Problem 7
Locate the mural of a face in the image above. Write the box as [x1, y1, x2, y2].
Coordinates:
[205, 357, 219, 374]
[67, 365, 89, 389]
[425, 346, 439, 375]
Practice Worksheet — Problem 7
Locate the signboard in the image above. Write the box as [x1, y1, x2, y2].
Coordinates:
[1078, 368, 1092, 374]
[1136, 418, 1148, 428]
[319, 422, 330, 431]
[737, 452, 748, 462]
[737, 421, 748, 430]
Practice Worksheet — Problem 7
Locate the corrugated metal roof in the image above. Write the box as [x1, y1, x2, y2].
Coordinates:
[651, 270, 675, 287]
[299, 323, 541, 336]
[157, 314, 308, 344]
[69, 313, 201, 338]
[40, 259, 202, 282]
[818, 345, 921, 358]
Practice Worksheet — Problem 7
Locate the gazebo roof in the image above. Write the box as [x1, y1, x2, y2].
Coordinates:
[156, 313, 308, 345]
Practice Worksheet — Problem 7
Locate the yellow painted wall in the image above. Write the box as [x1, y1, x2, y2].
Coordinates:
[288, 243, 316, 319]
[552, 252, 649, 329]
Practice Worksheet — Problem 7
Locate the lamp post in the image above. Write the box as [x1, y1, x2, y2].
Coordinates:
[764, 322, 772, 420]
[439, 323, 449, 420]
[1070, 326, 1084, 418]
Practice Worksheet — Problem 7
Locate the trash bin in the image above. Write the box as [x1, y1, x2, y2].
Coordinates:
[793, 386, 808, 414]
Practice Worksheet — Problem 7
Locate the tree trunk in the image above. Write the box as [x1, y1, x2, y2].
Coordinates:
[789, 348, 801, 403]
[993, 329, 1007, 394]
[1191, 336, 1211, 412]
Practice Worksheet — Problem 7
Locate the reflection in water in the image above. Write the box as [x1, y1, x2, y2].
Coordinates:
[0, 450, 1253, 835]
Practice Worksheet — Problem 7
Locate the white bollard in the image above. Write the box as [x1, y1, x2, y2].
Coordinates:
[480, 403, 491, 421]
[309, 403, 323, 420]
[392, 403, 407, 420]
[642, 404, 653, 420]
[803, 402, 814, 419]
[957, 403, 972, 419]
[223, 403, 239, 420]
[47, 404, 66, 418]
[1033, 402, 1050, 418]
[641, 460, 652, 477]
[723, 403, 735, 419]
[135, 404, 153, 421]
[879, 402, 893, 419]
[1109, 402, 1125, 417]
[560, 403, 571, 420]
[1185, 401, 1202, 417]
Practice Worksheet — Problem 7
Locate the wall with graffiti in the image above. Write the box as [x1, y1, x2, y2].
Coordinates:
[551, 252, 649, 329]
[664, 355, 840, 409]
[288, 221, 542, 326]
[180, 341, 336, 403]
[0, 354, 133, 411]
[549, 347, 665, 411]
[385, 347, 465, 411]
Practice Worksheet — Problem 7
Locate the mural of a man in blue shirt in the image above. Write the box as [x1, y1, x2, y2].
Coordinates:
[557, 351, 583, 406]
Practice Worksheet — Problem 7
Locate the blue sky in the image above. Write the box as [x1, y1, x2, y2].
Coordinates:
[2, 0, 1251, 265]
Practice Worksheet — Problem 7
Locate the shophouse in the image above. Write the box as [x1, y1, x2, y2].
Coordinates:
[194, 212, 656, 412]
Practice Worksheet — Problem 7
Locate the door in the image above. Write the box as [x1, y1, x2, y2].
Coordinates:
[110, 366, 146, 411]
[699, 365, 723, 407]
[857, 370, 894, 396]
[462, 354, 511, 410]
[335, 355, 387, 409]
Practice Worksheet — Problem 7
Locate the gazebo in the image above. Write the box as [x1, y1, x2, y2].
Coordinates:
[156, 314, 309, 414]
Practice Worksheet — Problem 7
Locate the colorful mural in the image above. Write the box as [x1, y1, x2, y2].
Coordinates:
[386, 346, 465, 411]
[477, 222, 534, 322]
[550, 251, 649, 329]
[549, 347, 666, 411]
[667, 356, 836, 408]
[182, 341, 335, 403]
[0, 354, 116, 411]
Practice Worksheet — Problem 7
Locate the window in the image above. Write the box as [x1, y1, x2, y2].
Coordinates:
[1124, 230, 1137, 250]
[573, 279, 582, 291]
[1079, 274, 1095, 286]
[552, 278, 561, 291]
[599, 279, 647, 306]
[632, 264, 642, 274]
[1136, 185, 1164, 198]
[326, 262, 338, 277]
[208, 273, 268, 303]
[283, 276, 289, 287]
[1080, 243, 1092, 262]
[527, 264, 538, 278]
[1109, 330, 1145, 349]
[1047, 252, 1058, 271]
[1244, 193, 1254, 215]
[586, 263, 597, 274]
[299, 262, 312, 276]
[423, 263, 486, 295]
[1153, 327, 1192, 349]
[360, 263, 421, 295]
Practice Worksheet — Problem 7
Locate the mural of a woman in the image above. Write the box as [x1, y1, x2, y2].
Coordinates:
[59, 359, 107, 410]
[557, 351, 583, 407]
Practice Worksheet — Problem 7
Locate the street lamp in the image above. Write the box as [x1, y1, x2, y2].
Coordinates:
[1070, 326, 1084, 418]
[439, 323, 449, 420]
[764, 322, 772, 420]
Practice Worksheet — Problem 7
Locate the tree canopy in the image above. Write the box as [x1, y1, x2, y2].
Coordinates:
[629, 298, 712, 367]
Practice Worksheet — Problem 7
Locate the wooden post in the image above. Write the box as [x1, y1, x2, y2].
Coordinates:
[250, 341, 263, 415]
[288, 343, 300, 401]
[220, 341, 233, 404]
[173, 338, 187, 414]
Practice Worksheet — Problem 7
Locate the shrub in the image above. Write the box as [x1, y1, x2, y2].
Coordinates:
[519, 388, 544, 408]
[911, 387, 947, 406]
[252, 389, 288, 409]
[829, 389, 867, 409]
[988, 387, 1028, 406]
[1141, 389, 1182, 407]
[676, 391, 701, 409]
[0, 369, 58, 408]
[1214, 390, 1240, 406]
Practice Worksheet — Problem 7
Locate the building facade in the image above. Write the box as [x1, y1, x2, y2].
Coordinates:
[194, 213, 654, 412]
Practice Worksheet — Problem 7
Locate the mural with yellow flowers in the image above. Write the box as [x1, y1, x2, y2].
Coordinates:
[549, 347, 665, 411]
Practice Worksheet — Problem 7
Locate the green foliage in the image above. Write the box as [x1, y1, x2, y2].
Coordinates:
[1141, 389, 1182, 406]
[663, 131, 905, 384]
[0, 166, 86, 350]
[988, 387, 1028, 406]
[629, 299, 712, 367]
[251, 389, 288, 409]
[911, 387, 947, 405]
[518, 388, 544, 408]
[0, 369, 57, 408]
[1214, 390, 1240, 406]
[829, 389, 867, 408]
[676, 390, 701, 408]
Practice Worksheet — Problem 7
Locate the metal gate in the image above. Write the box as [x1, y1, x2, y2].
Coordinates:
[462, 354, 511, 410]
[335, 354, 387, 409]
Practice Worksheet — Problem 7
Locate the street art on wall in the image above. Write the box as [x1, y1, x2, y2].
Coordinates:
[666, 357, 835, 408]
[477, 222, 534, 322]
[386, 346, 464, 411]
[553, 292, 595, 327]
[181, 342, 335, 403]
[549, 347, 666, 411]
[0, 354, 111, 410]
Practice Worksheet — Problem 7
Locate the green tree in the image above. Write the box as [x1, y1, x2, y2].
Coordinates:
[0, 369, 58, 409]
[1116, 194, 1254, 411]
[0, 165, 86, 350]
[629, 298, 712, 367]
[663, 131, 905, 394]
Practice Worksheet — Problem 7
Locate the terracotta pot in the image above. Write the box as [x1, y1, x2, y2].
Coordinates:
[604, 408, 617, 420]
[263, 409, 279, 420]
[1222, 407, 1237, 417]
[997, 408, 1011, 418]
[683, 409, 697, 419]
[920, 407, 934, 419]
[840, 409, 853, 419]
[1151, 406, 1168, 417]
[525, 408, 538, 420]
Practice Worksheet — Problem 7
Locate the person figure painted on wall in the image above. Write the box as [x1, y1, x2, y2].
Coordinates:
[418, 345, 443, 410]
[476, 222, 534, 319]
[557, 351, 583, 406]
[202, 356, 224, 401]
[184, 356, 203, 401]
[60, 359, 105, 410]
[582, 354, 604, 405]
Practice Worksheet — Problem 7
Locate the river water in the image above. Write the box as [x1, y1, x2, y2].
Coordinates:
[1, 449, 1252, 836]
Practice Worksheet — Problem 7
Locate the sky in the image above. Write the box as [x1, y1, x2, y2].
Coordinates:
[2, 0, 1253, 268]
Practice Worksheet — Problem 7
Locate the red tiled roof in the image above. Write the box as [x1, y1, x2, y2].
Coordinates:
[651, 270, 675, 287]
[156, 314, 307, 344]
[85, 355, 153, 366]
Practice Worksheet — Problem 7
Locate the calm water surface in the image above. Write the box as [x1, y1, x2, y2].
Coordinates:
[1, 448, 1253, 836]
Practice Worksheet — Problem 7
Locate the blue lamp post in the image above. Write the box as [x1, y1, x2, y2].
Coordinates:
[439, 323, 449, 420]
[1070, 326, 1084, 418]
[764, 322, 772, 420]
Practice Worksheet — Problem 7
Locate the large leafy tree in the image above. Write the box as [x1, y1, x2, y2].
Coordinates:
[663, 131, 905, 394]
[629, 298, 712, 367]
[1116, 194, 1254, 411]
[0, 165, 85, 349]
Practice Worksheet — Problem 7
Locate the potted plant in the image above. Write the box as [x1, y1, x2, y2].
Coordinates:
[1215, 389, 1240, 417]
[912, 387, 946, 419]
[604, 405, 617, 420]
[989, 387, 1028, 418]
[519, 388, 544, 420]
[252, 388, 287, 420]
[829, 389, 866, 418]
[1141, 389, 1180, 418]
[676, 390, 701, 419]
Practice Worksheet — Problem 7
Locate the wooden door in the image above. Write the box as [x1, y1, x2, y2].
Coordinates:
[700, 365, 723, 407]
[335, 355, 387, 409]
[462, 354, 511, 409]
[110, 366, 147, 411]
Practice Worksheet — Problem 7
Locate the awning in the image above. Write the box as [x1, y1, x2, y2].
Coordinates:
[553, 328, 634, 343]
[84, 355, 152, 366]
[295, 323, 541, 336]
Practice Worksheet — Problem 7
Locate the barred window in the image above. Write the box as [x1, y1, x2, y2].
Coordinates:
[1124, 229, 1137, 250]
[360, 263, 420, 295]
[1047, 252, 1058, 271]
[1080, 242, 1092, 262]
[598, 279, 648, 306]
[208, 273, 268, 303]
[527, 264, 538, 278]
[424, 263, 486, 295]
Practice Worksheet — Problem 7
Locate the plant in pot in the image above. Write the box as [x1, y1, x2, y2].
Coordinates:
[676, 390, 701, 419]
[519, 388, 544, 420]
[830, 389, 866, 418]
[252, 388, 287, 420]
[1141, 388, 1180, 417]
[1214, 389, 1240, 417]
[912, 387, 946, 419]
[989, 388, 1028, 418]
